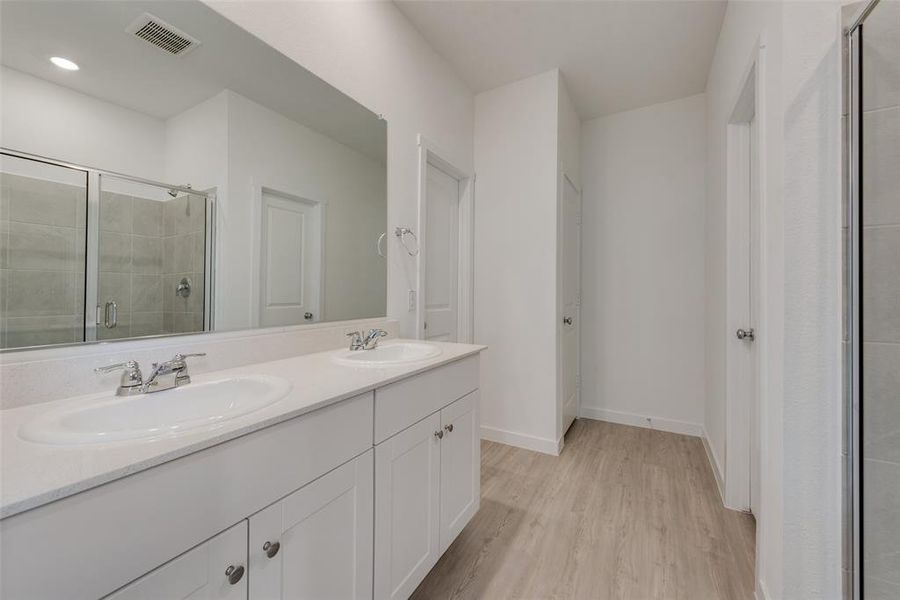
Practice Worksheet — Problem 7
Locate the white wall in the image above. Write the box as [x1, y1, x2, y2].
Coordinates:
[225, 90, 387, 327]
[705, 1, 843, 597]
[0, 66, 166, 181]
[580, 94, 707, 436]
[474, 69, 560, 453]
[205, 0, 474, 338]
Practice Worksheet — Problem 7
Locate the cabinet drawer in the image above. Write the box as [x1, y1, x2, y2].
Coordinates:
[375, 356, 479, 444]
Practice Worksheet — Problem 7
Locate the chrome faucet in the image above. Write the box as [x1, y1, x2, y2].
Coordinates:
[346, 329, 388, 351]
[94, 353, 206, 396]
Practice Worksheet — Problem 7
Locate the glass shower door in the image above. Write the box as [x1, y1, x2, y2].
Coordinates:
[96, 174, 208, 340]
[0, 153, 88, 349]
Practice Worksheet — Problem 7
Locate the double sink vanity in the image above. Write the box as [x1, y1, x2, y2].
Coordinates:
[0, 337, 485, 600]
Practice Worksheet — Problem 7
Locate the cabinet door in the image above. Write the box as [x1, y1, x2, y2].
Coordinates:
[249, 450, 373, 600]
[375, 413, 442, 600]
[105, 521, 247, 600]
[439, 390, 480, 553]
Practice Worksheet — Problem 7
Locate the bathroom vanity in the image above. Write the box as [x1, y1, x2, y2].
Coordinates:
[0, 341, 484, 600]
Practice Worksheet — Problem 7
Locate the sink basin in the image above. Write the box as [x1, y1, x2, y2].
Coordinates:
[19, 375, 292, 445]
[333, 342, 442, 367]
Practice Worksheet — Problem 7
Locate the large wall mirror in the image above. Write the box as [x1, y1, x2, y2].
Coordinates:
[0, 0, 387, 351]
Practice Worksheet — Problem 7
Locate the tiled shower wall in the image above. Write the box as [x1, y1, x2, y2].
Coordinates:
[0, 173, 86, 349]
[859, 2, 900, 598]
[98, 191, 205, 340]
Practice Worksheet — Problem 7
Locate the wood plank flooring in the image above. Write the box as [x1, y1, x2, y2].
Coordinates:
[412, 419, 755, 600]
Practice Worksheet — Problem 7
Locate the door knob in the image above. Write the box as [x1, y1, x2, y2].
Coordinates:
[563, 316, 573, 325]
[225, 565, 244, 585]
[444, 424, 454, 433]
[304, 312, 313, 320]
[263, 540, 280, 558]
[434, 430, 444, 439]
[736, 328, 755, 341]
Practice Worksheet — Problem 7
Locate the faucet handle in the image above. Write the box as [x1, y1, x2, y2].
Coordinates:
[172, 352, 207, 363]
[94, 360, 143, 391]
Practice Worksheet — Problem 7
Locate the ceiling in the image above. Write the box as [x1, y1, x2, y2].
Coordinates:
[1, 0, 386, 162]
[394, 0, 727, 119]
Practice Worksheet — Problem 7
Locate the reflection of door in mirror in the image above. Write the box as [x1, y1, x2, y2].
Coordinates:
[258, 189, 322, 327]
[0, 154, 88, 349]
[97, 175, 209, 340]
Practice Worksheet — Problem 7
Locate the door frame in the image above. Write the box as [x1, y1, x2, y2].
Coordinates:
[556, 171, 582, 446]
[724, 38, 768, 515]
[415, 134, 474, 343]
[250, 183, 326, 328]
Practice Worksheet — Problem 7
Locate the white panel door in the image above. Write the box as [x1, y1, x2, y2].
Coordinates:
[105, 521, 247, 600]
[560, 176, 581, 436]
[748, 116, 760, 517]
[423, 162, 459, 342]
[259, 190, 321, 327]
[248, 451, 374, 600]
[375, 413, 442, 600]
[439, 391, 480, 553]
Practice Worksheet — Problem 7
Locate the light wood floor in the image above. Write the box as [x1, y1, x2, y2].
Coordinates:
[412, 419, 755, 600]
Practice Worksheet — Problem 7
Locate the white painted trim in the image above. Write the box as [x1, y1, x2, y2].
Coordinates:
[578, 406, 703, 438]
[415, 134, 474, 343]
[702, 428, 726, 504]
[480, 425, 561, 456]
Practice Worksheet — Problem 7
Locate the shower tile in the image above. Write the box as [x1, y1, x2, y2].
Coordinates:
[5, 270, 75, 317]
[132, 236, 163, 274]
[865, 576, 900, 600]
[7, 179, 79, 227]
[864, 458, 900, 586]
[862, 107, 900, 226]
[131, 274, 163, 312]
[191, 232, 206, 273]
[862, 225, 900, 343]
[165, 196, 186, 236]
[99, 231, 132, 273]
[862, 0, 900, 112]
[98, 314, 132, 340]
[863, 342, 900, 463]
[4, 315, 79, 348]
[0, 220, 9, 269]
[100, 192, 133, 233]
[99, 272, 131, 315]
[7, 222, 77, 271]
[187, 195, 206, 233]
[132, 198, 163, 236]
[164, 235, 193, 274]
[186, 273, 204, 314]
[131, 311, 165, 337]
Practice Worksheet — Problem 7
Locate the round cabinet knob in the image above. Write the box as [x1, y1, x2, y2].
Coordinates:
[263, 540, 281, 558]
[444, 424, 454, 433]
[434, 430, 444, 439]
[225, 565, 245, 585]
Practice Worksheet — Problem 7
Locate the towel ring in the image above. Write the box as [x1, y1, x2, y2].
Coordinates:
[376, 232, 387, 257]
[395, 227, 419, 256]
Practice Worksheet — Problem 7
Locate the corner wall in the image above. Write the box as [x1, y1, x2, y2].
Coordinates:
[474, 70, 561, 453]
[580, 94, 707, 436]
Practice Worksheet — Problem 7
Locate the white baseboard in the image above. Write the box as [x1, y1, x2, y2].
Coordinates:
[702, 428, 726, 503]
[757, 578, 771, 600]
[579, 406, 703, 437]
[480, 425, 561, 456]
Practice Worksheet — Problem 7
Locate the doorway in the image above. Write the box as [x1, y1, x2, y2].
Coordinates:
[416, 135, 474, 343]
[725, 58, 764, 516]
[256, 187, 322, 327]
[559, 173, 581, 438]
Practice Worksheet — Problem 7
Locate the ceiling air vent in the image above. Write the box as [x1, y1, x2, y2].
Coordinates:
[126, 13, 200, 57]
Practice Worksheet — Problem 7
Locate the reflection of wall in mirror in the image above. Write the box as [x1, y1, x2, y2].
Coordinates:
[0, 65, 387, 333]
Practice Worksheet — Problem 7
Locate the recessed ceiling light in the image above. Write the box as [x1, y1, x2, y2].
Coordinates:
[50, 56, 79, 71]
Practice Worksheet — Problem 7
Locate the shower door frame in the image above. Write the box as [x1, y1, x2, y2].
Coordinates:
[0, 147, 216, 348]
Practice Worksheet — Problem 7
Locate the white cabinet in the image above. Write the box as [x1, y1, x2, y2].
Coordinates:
[248, 450, 374, 600]
[439, 391, 480, 553]
[105, 521, 248, 600]
[375, 391, 480, 600]
[375, 413, 442, 600]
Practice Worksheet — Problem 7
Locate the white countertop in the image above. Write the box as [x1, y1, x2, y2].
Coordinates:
[0, 340, 484, 519]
